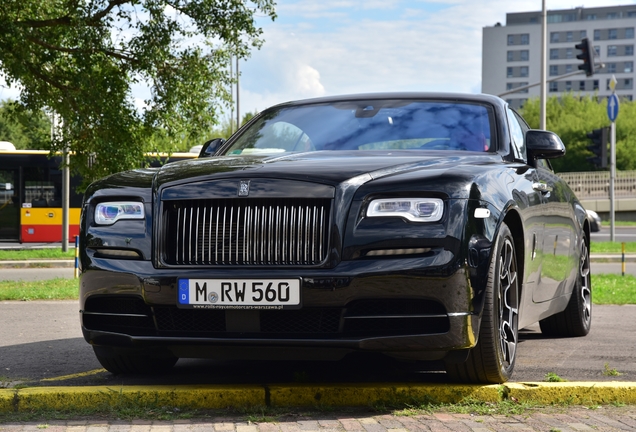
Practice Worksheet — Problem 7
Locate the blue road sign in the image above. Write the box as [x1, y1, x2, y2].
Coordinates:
[608, 93, 620, 122]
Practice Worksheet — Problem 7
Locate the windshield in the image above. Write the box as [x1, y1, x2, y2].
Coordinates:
[222, 100, 495, 156]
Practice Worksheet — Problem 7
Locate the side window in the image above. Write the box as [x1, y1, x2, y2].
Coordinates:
[506, 107, 527, 161]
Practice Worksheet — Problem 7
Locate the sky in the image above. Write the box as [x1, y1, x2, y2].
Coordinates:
[2, 0, 636, 121]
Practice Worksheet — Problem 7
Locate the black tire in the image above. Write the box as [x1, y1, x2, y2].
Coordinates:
[446, 222, 519, 384]
[539, 235, 592, 337]
[93, 346, 178, 375]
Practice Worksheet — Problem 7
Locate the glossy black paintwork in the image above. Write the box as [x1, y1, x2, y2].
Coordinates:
[79, 92, 589, 362]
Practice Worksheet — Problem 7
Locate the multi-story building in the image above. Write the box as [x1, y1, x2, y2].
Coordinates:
[482, 5, 636, 109]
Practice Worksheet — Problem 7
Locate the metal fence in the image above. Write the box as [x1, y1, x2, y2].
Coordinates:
[559, 171, 636, 199]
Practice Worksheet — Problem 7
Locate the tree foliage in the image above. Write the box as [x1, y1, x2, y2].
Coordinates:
[0, 0, 276, 187]
[520, 94, 636, 172]
[0, 100, 51, 149]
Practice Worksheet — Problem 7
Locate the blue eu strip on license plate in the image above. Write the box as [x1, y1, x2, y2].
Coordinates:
[177, 278, 301, 309]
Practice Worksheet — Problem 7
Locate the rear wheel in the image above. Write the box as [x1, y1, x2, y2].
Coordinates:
[93, 346, 178, 375]
[446, 222, 519, 383]
[539, 235, 592, 337]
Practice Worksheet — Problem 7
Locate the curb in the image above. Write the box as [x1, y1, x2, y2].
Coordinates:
[1, 382, 636, 412]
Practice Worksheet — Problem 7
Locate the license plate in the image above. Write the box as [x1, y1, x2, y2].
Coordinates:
[177, 278, 301, 309]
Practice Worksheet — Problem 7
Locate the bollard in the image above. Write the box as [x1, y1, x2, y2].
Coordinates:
[74, 235, 79, 278]
[622, 242, 626, 277]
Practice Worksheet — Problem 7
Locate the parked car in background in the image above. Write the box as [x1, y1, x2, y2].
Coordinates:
[79, 93, 592, 384]
[586, 209, 602, 232]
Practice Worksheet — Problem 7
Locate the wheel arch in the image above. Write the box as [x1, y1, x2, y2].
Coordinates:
[502, 208, 525, 300]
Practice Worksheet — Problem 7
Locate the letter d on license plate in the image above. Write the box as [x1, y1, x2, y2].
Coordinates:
[177, 279, 301, 309]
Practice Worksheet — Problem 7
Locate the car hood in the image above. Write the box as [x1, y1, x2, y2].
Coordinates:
[155, 151, 501, 189]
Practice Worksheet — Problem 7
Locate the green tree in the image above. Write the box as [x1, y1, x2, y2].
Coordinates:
[520, 94, 636, 172]
[0, 100, 51, 149]
[0, 0, 275, 187]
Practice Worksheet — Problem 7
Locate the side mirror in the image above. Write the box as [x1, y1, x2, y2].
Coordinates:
[198, 138, 225, 158]
[526, 129, 566, 159]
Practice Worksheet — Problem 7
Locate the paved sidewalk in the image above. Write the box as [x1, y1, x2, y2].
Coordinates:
[2, 405, 636, 431]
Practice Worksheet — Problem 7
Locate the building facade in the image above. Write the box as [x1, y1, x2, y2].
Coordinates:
[482, 5, 636, 109]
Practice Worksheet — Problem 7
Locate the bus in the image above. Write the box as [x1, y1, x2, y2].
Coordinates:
[0, 149, 197, 243]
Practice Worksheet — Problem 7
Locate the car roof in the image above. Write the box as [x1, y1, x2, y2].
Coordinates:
[271, 92, 507, 110]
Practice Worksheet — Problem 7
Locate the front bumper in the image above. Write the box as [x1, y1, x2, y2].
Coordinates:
[80, 249, 483, 360]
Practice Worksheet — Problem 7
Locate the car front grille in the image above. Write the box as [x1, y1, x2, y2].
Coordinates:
[161, 198, 331, 266]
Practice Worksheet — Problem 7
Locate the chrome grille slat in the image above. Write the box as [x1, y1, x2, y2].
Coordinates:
[165, 198, 330, 266]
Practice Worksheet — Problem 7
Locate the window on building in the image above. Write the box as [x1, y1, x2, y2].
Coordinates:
[607, 12, 619, 19]
[566, 31, 573, 42]
[580, 30, 587, 39]
[566, 48, 573, 59]
[507, 35, 514, 45]
[520, 50, 529, 61]
[594, 45, 601, 55]
[549, 65, 559, 76]
[549, 82, 558, 92]
[520, 34, 529, 45]
[550, 32, 559, 43]
[608, 45, 617, 56]
[609, 29, 618, 40]
[627, 28, 635, 39]
[593, 80, 599, 90]
[564, 14, 576, 22]
[626, 45, 634, 56]
[565, 81, 572, 91]
[506, 83, 514, 90]
[625, 61, 633, 72]
[625, 78, 633, 89]
[565, 64, 573, 73]
[629, 11, 636, 18]
[608, 63, 617, 73]
[625, 95, 633, 101]
[586, 14, 597, 20]
[579, 81, 586, 91]
[507, 51, 514, 62]
[547, 14, 562, 23]
[507, 67, 513, 78]
[520, 66, 529, 77]
[550, 48, 559, 60]
[594, 29, 601, 40]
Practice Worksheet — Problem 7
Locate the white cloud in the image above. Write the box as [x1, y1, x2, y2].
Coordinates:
[238, 0, 636, 116]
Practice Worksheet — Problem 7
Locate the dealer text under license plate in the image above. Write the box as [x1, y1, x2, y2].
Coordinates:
[178, 279, 301, 309]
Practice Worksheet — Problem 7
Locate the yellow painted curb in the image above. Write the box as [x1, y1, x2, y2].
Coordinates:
[1, 385, 264, 412]
[2, 382, 636, 412]
[509, 382, 636, 405]
[268, 383, 501, 406]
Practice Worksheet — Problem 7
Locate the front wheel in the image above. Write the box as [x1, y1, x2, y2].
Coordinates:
[539, 235, 592, 337]
[93, 346, 178, 375]
[446, 222, 519, 383]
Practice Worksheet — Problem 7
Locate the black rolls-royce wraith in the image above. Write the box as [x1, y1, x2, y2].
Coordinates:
[79, 92, 591, 383]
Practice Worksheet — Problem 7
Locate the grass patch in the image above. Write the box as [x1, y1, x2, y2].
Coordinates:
[0, 278, 78, 300]
[544, 372, 567, 382]
[592, 274, 636, 304]
[590, 242, 636, 254]
[0, 249, 75, 260]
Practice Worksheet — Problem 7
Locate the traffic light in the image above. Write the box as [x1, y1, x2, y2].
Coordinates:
[586, 127, 608, 169]
[575, 38, 595, 77]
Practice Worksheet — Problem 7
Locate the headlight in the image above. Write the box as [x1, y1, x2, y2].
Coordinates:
[95, 201, 145, 225]
[367, 198, 444, 222]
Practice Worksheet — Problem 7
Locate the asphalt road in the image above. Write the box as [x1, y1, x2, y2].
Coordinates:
[0, 301, 634, 388]
[591, 225, 636, 243]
